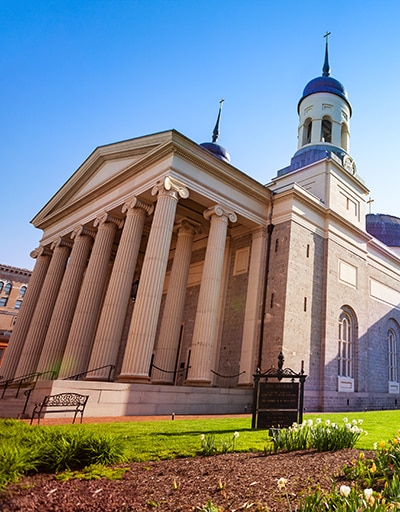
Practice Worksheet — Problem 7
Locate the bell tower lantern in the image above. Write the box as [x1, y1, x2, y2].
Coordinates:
[297, 32, 352, 155]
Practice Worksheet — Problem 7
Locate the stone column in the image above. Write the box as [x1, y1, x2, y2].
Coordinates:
[239, 227, 268, 385]
[88, 198, 153, 380]
[36, 226, 95, 376]
[58, 213, 123, 379]
[119, 176, 189, 382]
[0, 247, 51, 380]
[152, 219, 201, 384]
[15, 238, 72, 377]
[186, 205, 237, 385]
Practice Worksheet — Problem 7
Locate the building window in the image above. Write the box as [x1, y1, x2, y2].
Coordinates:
[321, 117, 332, 143]
[388, 329, 398, 383]
[338, 310, 353, 378]
[4, 283, 12, 295]
[19, 286, 27, 297]
[0, 297, 8, 307]
[303, 118, 312, 145]
[15, 300, 23, 309]
[0, 282, 3, 293]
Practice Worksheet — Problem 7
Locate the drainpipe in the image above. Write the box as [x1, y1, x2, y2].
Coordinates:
[257, 189, 274, 371]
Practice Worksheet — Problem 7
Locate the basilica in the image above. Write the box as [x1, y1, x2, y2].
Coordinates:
[2, 39, 400, 417]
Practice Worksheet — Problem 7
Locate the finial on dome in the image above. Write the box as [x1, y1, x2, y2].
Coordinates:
[212, 98, 224, 143]
[322, 31, 331, 77]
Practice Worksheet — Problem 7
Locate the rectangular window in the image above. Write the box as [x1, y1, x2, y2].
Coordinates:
[15, 300, 22, 309]
[0, 297, 8, 307]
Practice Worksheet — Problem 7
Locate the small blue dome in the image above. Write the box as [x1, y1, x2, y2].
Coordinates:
[200, 141, 231, 163]
[298, 75, 352, 114]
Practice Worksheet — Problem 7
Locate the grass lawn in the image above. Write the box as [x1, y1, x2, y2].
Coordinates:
[62, 409, 400, 461]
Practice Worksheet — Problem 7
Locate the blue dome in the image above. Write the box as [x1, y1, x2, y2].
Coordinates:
[298, 75, 352, 114]
[200, 141, 231, 163]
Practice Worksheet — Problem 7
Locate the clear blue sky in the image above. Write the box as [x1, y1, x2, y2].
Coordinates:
[1, 0, 399, 269]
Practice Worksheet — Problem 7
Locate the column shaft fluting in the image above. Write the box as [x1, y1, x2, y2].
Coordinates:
[239, 227, 267, 385]
[58, 214, 121, 378]
[15, 239, 72, 377]
[119, 177, 189, 382]
[186, 205, 237, 385]
[0, 248, 51, 380]
[152, 220, 199, 383]
[88, 199, 151, 380]
[36, 228, 95, 376]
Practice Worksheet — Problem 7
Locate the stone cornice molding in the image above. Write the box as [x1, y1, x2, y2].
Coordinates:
[151, 176, 189, 200]
[94, 212, 124, 229]
[122, 196, 154, 216]
[203, 205, 237, 224]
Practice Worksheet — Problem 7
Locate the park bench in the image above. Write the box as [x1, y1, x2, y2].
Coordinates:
[30, 392, 89, 425]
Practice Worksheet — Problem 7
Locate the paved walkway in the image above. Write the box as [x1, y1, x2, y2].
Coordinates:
[25, 413, 252, 426]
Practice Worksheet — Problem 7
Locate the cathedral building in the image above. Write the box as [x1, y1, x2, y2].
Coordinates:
[2, 39, 400, 417]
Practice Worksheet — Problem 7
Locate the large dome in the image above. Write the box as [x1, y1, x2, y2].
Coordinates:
[199, 141, 231, 163]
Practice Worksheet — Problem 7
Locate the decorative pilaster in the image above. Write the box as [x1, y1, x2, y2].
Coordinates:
[0, 247, 52, 380]
[119, 176, 189, 382]
[239, 227, 268, 385]
[36, 226, 95, 376]
[186, 205, 237, 385]
[152, 219, 201, 383]
[58, 213, 123, 378]
[88, 198, 153, 380]
[15, 238, 72, 377]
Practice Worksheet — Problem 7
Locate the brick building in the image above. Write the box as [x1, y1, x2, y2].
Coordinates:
[0, 264, 31, 371]
[2, 40, 400, 416]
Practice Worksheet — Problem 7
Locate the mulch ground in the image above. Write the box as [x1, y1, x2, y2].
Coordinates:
[0, 449, 362, 511]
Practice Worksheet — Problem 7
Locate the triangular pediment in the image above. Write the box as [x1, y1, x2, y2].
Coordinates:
[32, 130, 177, 228]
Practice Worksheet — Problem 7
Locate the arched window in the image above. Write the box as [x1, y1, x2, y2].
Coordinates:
[338, 310, 353, 378]
[303, 118, 312, 145]
[19, 286, 27, 297]
[4, 283, 12, 295]
[321, 116, 332, 143]
[388, 328, 398, 383]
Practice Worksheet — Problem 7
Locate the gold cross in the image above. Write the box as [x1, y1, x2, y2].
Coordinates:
[366, 196, 374, 214]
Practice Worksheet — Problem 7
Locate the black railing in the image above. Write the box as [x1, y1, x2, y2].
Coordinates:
[0, 370, 56, 399]
[63, 364, 115, 382]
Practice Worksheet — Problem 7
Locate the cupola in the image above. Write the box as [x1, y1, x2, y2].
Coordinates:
[200, 99, 231, 163]
[296, 33, 352, 156]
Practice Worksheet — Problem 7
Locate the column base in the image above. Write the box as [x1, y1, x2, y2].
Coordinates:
[151, 379, 174, 385]
[184, 378, 211, 387]
[117, 374, 151, 383]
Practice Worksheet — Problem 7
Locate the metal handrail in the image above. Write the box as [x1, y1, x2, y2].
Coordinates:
[0, 370, 56, 399]
[63, 364, 115, 382]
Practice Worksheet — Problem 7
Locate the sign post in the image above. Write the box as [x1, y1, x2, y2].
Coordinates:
[252, 352, 307, 429]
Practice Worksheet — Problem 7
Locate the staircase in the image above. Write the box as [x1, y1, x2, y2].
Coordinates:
[0, 388, 32, 419]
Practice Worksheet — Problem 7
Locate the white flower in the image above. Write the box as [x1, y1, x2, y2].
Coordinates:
[307, 419, 313, 427]
[364, 488, 373, 500]
[277, 477, 288, 490]
[200, 434, 205, 441]
[352, 419, 357, 425]
[373, 442, 378, 450]
[316, 418, 321, 424]
[325, 419, 331, 426]
[340, 485, 351, 497]
[343, 417, 348, 423]
[233, 431, 239, 439]
[358, 419, 363, 425]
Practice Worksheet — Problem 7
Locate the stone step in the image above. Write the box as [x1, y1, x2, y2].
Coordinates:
[0, 392, 33, 419]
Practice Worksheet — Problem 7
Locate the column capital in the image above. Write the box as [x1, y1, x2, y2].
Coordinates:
[50, 237, 73, 250]
[94, 212, 124, 229]
[151, 176, 189, 200]
[203, 205, 237, 223]
[30, 246, 53, 259]
[174, 218, 202, 236]
[122, 196, 154, 216]
[72, 225, 96, 240]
